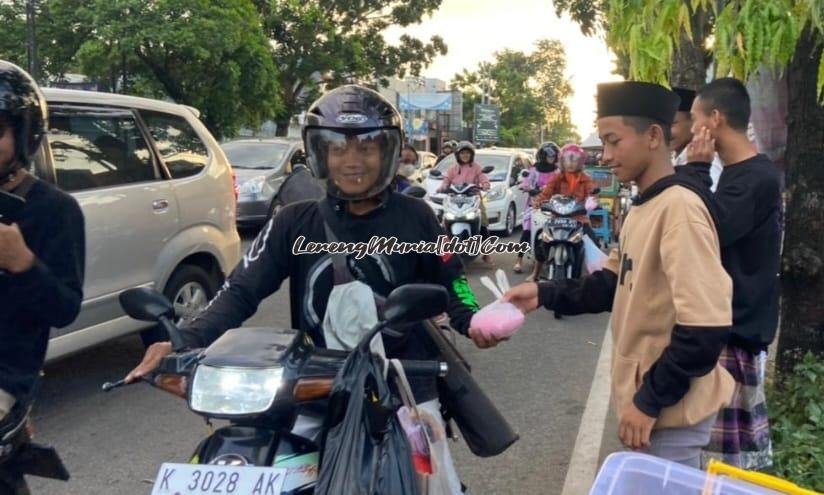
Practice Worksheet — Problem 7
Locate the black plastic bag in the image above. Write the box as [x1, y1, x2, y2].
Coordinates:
[316, 346, 418, 495]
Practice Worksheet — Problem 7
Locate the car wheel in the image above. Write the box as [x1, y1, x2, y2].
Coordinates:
[139, 265, 218, 347]
[504, 203, 516, 237]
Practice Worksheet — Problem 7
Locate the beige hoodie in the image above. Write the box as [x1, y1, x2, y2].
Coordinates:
[604, 184, 735, 429]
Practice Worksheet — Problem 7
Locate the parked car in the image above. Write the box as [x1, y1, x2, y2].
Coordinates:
[423, 149, 530, 236]
[221, 138, 305, 227]
[34, 88, 242, 358]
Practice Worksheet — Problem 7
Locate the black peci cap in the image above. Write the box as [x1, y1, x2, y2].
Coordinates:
[596, 81, 681, 126]
[673, 87, 696, 113]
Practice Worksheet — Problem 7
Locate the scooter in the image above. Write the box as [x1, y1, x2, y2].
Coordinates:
[429, 183, 484, 262]
[532, 189, 600, 284]
[0, 383, 70, 495]
[103, 284, 449, 495]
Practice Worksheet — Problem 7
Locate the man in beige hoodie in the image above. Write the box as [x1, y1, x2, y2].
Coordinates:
[504, 81, 735, 468]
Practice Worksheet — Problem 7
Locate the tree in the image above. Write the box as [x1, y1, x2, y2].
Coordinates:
[0, 0, 282, 138]
[77, 0, 281, 137]
[254, 0, 448, 135]
[451, 40, 579, 147]
[552, 0, 712, 89]
[531, 39, 579, 144]
[563, 0, 824, 375]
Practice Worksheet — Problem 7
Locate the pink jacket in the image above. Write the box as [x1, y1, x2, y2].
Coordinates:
[438, 162, 491, 192]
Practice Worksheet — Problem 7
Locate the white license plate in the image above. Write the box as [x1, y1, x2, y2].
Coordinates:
[549, 218, 577, 228]
[151, 463, 287, 495]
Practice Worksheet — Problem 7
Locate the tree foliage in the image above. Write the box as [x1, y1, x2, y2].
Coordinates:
[0, 0, 282, 138]
[451, 40, 579, 147]
[599, 0, 824, 98]
[254, 0, 448, 133]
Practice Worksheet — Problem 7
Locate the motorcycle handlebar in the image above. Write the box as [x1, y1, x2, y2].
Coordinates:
[399, 360, 449, 378]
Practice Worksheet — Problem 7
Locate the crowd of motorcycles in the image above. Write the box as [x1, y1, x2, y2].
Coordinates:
[0, 166, 629, 495]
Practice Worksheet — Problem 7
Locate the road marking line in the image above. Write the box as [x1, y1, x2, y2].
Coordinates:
[561, 323, 613, 495]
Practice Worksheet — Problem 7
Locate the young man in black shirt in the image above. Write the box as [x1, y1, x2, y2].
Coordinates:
[0, 61, 85, 422]
[687, 77, 783, 470]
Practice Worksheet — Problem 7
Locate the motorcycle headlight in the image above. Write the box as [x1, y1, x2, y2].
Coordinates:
[444, 212, 456, 221]
[541, 230, 553, 242]
[465, 211, 477, 220]
[569, 231, 584, 243]
[190, 365, 284, 416]
[486, 186, 505, 202]
[238, 176, 266, 196]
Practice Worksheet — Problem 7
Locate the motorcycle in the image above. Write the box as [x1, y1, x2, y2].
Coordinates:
[0, 383, 70, 495]
[532, 189, 600, 284]
[428, 183, 484, 262]
[103, 283, 450, 495]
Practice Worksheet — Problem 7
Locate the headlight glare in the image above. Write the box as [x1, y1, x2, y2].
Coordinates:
[190, 365, 284, 416]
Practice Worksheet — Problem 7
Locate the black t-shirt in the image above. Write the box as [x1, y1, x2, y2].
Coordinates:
[0, 178, 85, 402]
[714, 154, 783, 353]
[180, 192, 480, 401]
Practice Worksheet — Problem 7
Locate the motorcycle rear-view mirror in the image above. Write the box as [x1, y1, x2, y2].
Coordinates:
[520, 170, 530, 178]
[120, 287, 175, 322]
[403, 185, 427, 198]
[482, 165, 494, 174]
[592, 188, 601, 194]
[429, 169, 443, 178]
[120, 287, 189, 351]
[383, 284, 449, 327]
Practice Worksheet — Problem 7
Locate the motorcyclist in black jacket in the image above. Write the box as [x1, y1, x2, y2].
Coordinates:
[127, 84, 505, 395]
[0, 61, 85, 422]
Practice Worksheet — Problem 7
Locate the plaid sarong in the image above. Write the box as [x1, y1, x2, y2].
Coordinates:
[701, 345, 773, 470]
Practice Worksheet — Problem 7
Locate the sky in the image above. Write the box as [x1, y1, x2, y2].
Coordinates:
[383, 0, 623, 140]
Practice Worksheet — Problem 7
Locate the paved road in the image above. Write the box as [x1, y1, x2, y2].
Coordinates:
[29, 229, 610, 495]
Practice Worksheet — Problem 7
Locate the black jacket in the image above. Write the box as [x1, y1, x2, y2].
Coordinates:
[0, 178, 85, 403]
[685, 155, 783, 353]
[180, 192, 480, 401]
[538, 172, 730, 418]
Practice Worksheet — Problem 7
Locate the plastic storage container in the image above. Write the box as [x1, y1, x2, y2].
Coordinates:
[589, 453, 782, 495]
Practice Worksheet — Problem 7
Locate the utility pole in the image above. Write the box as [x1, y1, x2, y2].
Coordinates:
[26, 0, 38, 81]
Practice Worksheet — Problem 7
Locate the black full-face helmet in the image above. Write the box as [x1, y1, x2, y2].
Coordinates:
[535, 142, 560, 173]
[302, 85, 403, 201]
[0, 61, 47, 181]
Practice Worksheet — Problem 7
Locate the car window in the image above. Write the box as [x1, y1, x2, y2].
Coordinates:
[140, 110, 209, 179]
[48, 107, 157, 192]
[510, 158, 525, 185]
[222, 141, 291, 171]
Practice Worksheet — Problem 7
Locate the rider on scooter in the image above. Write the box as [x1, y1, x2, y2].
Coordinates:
[528, 143, 598, 281]
[437, 141, 493, 263]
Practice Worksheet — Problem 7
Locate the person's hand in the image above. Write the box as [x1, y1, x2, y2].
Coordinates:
[502, 282, 540, 314]
[618, 402, 657, 450]
[686, 127, 715, 163]
[468, 327, 507, 349]
[125, 342, 173, 383]
[0, 223, 35, 273]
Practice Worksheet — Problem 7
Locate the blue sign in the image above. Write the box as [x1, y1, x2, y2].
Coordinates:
[399, 93, 453, 111]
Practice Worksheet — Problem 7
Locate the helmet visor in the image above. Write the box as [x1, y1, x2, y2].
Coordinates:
[561, 150, 585, 170]
[305, 128, 401, 200]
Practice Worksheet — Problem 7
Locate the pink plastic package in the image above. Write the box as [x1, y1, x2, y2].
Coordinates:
[470, 301, 525, 339]
[585, 195, 599, 212]
[471, 269, 526, 339]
